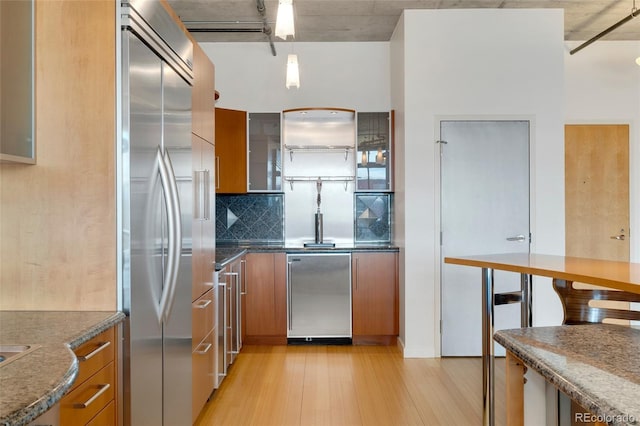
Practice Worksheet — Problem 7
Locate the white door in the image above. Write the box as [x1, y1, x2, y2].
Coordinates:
[440, 120, 530, 356]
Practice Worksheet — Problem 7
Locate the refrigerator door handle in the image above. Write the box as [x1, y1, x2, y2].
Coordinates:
[161, 149, 183, 324]
[156, 148, 182, 324]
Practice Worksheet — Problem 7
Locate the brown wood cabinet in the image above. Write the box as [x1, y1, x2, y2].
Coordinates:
[192, 42, 215, 144]
[352, 252, 399, 345]
[243, 252, 287, 344]
[215, 108, 247, 193]
[192, 287, 215, 421]
[60, 326, 118, 426]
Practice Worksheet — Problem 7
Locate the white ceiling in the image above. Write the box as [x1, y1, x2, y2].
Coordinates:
[167, 0, 640, 43]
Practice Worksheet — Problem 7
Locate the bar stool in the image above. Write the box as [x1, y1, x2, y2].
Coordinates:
[552, 279, 640, 425]
[552, 278, 640, 324]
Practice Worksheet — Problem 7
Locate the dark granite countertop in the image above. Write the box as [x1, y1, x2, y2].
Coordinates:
[215, 243, 399, 270]
[494, 324, 640, 425]
[0, 311, 125, 426]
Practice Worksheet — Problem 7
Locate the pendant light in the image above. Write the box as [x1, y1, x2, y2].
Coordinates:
[361, 151, 368, 166]
[376, 148, 384, 165]
[275, 0, 295, 39]
[286, 53, 300, 89]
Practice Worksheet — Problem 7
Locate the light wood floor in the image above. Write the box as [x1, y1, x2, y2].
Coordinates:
[194, 345, 506, 426]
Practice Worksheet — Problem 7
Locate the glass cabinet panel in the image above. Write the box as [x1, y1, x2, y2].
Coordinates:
[248, 112, 282, 192]
[356, 112, 390, 191]
[0, 0, 35, 163]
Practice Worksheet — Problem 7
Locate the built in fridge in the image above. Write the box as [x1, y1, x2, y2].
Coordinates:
[287, 253, 352, 343]
[120, 1, 194, 425]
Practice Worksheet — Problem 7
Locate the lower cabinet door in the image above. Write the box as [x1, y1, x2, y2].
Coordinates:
[192, 329, 215, 420]
[60, 362, 115, 426]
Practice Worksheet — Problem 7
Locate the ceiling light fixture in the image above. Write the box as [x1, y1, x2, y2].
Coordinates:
[275, 0, 295, 39]
[286, 54, 300, 89]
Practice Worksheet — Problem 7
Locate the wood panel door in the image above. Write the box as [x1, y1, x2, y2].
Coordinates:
[215, 107, 247, 193]
[352, 252, 398, 342]
[244, 252, 287, 343]
[565, 124, 630, 323]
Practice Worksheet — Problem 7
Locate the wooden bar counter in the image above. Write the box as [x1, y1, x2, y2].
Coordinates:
[444, 253, 640, 426]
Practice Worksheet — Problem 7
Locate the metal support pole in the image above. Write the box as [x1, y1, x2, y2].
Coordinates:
[482, 267, 495, 426]
[570, 11, 638, 55]
[520, 273, 533, 328]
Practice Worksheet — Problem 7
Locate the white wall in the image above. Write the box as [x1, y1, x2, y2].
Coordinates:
[390, 9, 566, 360]
[201, 42, 390, 112]
[565, 41, 640, 264]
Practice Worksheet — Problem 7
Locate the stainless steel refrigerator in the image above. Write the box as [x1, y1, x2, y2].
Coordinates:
[120, 1, 194, 425]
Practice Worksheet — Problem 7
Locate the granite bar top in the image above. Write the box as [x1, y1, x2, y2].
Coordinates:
[494, 324, 640, 425]
[0, 311, 125, 426]
[215, 243, 399, 271]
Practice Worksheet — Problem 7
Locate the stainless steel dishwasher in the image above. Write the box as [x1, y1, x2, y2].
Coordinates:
[287, 253, 352, 343]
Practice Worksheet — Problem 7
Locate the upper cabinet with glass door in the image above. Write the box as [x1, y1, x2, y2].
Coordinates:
[0, 0, 35, 164]
[356, 112, 391, 191]
[248, 112, 282, 192]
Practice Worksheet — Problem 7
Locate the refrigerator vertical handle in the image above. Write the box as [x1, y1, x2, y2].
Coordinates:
[158, 148, 182, 324]
[287, 261, 293, 331]
[204, 169, 211, 220]
[156, 148, 174, 324]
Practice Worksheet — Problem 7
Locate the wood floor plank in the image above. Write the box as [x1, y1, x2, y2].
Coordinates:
[194, 345, 506, 426]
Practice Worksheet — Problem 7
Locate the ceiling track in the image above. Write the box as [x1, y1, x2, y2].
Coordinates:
[570, 9, 639, 54]
[256, 0, 277, 56]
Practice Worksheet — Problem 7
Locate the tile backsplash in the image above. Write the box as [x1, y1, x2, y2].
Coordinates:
[216, 194, 284, 243]
[354, 193, 392, 243]
[215, 192, 392, 244]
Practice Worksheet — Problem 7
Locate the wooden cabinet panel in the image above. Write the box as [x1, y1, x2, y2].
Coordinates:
[72, 328, 115, 389]
[192, 42, 214, 143]
[60, 362, 115, 426]
[215, 108, 247, 193]
[192, 329, 215, 420]
[192, 135, 216, 301]
[86, 400, 115, 426]
[352, 252, 398, 343]
[192, 288, 215, 352]
[244, 252, 287, 343]
[60, 325, 118, 426]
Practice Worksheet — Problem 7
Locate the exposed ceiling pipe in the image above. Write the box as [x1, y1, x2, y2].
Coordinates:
[256, 0, 277, 56]
[570, 5, 639, 55]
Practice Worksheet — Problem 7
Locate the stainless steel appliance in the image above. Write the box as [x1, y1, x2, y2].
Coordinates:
[287, 253, 352, 342]
[120, 1, 194, 424]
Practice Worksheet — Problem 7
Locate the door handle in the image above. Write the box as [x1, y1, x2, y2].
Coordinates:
[506, 235, 526, 242]
[610, 228, 626, 240]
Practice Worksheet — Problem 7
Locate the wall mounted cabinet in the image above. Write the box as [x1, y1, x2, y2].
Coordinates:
[0, 0, 35, 164]
[356, 111, 393, 191]
[248, 112, 281, 192]
[215, 107, 247, 193]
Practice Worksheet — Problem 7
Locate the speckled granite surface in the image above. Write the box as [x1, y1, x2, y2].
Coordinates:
[495, 324, 640, 426]
[214, 244, 399, 271]
[0, 311, 125, 426]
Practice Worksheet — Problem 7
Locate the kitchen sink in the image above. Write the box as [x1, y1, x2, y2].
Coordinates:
[0, 344, 41, 366]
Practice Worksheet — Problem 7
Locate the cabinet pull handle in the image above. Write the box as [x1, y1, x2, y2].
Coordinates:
[77, 341, 111, 362]
[73, 383, 110, 408]
[215, 156, 220, 190]
[195, 343, 212, 355]
[194, 299, 212, 309]
[355, 258, 359, 291]
[240, 259, 247, 295]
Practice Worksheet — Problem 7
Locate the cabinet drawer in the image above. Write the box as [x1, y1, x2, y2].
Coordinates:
[192, 288, 215, 351]
[60, 362, 115, 426]
[192, 329, 215, 420]
[86, 400, 115, 426]
[72, 328, 115, 390]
